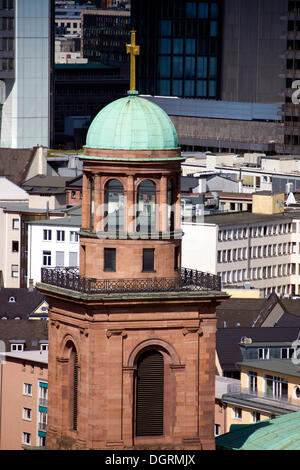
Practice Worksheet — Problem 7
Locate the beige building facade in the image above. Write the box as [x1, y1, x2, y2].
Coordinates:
[0, 351, 48, 450]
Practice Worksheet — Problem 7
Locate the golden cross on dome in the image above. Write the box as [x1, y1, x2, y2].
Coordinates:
[126, 30, 140, 93]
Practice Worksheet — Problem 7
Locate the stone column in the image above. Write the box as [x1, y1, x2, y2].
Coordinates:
[159, 175, 167, 232]
[174, 172, 181, 231]
[122, 366, 136, 447]
[126, 175, 135, 235]
[182, 328, 200, 441]
[82, 172, 91, 230]
[105, 330, 126, 447]
[198, 316, 217, 450]
[93, 173, 101, 233]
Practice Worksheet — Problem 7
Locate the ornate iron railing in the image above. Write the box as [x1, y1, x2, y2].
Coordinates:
[40, 267, 221, 294]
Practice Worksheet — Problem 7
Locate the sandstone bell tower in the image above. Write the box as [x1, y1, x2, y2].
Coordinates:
[38, 32, 228, 450]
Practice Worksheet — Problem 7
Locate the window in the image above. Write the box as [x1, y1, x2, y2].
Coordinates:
[142, 248, 155, 272]
[137, 180, 156, 233]
[23, 383, 32, 396]
[70, 231, 79, 242]
[69, 252, 77, 267]
[40, 343, 48, 351]
[232, 407, 242, 420]
[11, 264, 18, 277]
[43, 229, 51, 241]
[214, 423, 221, 436]
[265, 375, 288, 401]
[251, 411, 260, 423]
[104, 179, 124, 233]
[12, 218, 19, 229]
[248, 371, 257, 394]
[3, 0, 14, 9]
[281, 347, 294, 359]
[38, 435, 46, 447]
[11, 343, 24, 352]
[42, 251, 51, 266]
[293, 386, 300, 399]
[167, 179, 174, 232]
[56, 230, 65, 242]
[136, 350, 164, 436]
[12, 241, 19, 252]
[56, 251, 64, 268]
[22, 432, 31, 445]
[23, 408, 32, 421]
[104, 248, 116, 272]
[39, 382, 48, 407]
[38, 410, 47, 432]
[258, 348, 269, 360]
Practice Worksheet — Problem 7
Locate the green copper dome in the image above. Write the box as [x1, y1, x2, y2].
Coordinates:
[85, 92, 179, 151]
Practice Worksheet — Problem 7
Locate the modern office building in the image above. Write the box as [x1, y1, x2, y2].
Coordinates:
[182, 191, 300, 298]
[54, 62, 129, 148]
[0, 0, 54, 149]
[80, 8, 130, 68]
[131, 0, 300, 155]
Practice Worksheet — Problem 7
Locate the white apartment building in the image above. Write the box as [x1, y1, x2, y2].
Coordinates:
[0, 177, 71, 288]
[182, 192, 300, 298]
[27, 213, 80, 287]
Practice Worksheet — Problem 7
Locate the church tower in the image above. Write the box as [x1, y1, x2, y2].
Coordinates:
[38, 32, 228, 450]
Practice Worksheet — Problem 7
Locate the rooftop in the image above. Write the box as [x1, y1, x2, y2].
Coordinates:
[193, 209, 300, 226]
[0, 148, 37, 186]
[3, 350, 48, 365]
[0, 288, 47, 319]
[216, 411, 300, 450]
[27, 214, 81, 227]
[216, 327, 300, 372]
[238, 359, 300, 378]
[22, 175, 73, 195]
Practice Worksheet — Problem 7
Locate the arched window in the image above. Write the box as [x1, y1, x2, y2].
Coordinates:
[167, 178, 174, 232]
[104, 179, 125, 233]
[136, 350, 164, 436]
[136, 180, 156, 233]
[65, 341, 79, 431]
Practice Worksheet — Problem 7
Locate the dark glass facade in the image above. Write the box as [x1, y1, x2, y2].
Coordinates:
[82, 10, 131, 65]
[0, 0, 15, 79]
[131, 0, 222, 98]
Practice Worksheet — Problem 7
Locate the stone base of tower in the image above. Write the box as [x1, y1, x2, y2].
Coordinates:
[39, 283, 228, 452]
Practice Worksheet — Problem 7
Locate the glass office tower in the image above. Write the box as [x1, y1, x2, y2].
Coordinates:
[131, 0, 222, 98]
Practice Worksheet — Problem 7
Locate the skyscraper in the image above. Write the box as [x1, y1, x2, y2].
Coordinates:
[132, 0, 300, 155]
[132, 0, 221, 99]
[0, 0, 54, 148]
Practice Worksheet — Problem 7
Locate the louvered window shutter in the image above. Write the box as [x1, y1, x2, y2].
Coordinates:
[71, 350, 78, 431]
[136, 350, 164, 436]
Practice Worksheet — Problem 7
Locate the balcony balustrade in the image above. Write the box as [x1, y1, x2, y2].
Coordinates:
[40, 267, 222, 294]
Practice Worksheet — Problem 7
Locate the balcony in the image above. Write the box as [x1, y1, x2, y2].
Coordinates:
[38, 422, 47, 432]
[223, 386, 300, 413]
[40, 267, 222, 295]
[39, 398, 48, 408]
